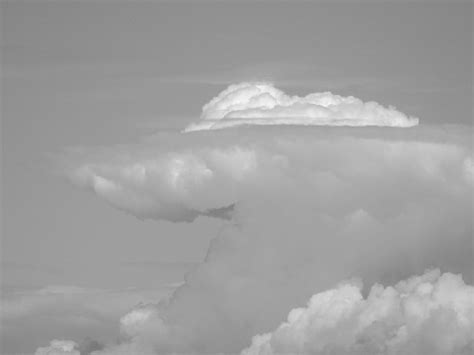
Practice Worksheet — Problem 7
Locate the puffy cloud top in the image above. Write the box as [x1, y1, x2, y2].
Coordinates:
[184, 82, 419, 131]
[120, 304, 157, 338]
[242, 269, 474, 355]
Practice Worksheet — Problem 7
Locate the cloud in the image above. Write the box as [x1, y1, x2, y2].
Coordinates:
[241, 269, 474, 355]
[65, 123, 473, 354]
[1, 284, 175, 354]
[55, 83, 472, 354]
[184, 82, 419, 132]
[34, 340, 80, 355]
[66, 125, 470, 224]
[120, 304, 158, 338]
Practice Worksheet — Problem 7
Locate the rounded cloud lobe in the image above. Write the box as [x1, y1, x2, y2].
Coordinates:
[242, 269, 474, 355]
[66, 125, 473, 355]
[184, 82, 419, 132]
[35, 340, 80, 355]
[120, 304, 157, 338]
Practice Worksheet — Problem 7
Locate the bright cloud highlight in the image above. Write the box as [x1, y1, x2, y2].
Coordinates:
[184, 82, 419, 132]
[34, 340, 80, 355]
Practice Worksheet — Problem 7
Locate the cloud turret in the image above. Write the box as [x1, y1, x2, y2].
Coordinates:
[242, 270, 474, 355]
[185, 82, 419, 132]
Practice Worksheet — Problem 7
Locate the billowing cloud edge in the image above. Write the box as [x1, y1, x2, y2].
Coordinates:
[34, 340, 80, 355]
[184, 82, 419, 132]
[241, 269, 474, 355]
[64, 125, 472, 224]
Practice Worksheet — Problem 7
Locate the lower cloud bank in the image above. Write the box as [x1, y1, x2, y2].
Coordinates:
[242, 269, 474, 355]
[34, 269, 473, 355]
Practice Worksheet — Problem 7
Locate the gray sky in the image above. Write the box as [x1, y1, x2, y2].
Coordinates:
[1, 1, 472, 352]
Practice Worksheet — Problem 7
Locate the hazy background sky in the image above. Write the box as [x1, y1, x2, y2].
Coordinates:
[2, 0, 472, 311]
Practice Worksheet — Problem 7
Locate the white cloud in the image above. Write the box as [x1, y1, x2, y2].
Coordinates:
[67, 126, 470, 224]
[120, 304, 157, 338]
[54, 82, 472, 354]
[184, 82, 419, 132]
[35, 340, 80, 355]
[241, 269, 474, 355]
[67, 124, 473, 354]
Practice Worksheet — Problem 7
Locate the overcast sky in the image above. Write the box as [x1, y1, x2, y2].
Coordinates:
[1, 1, 473, 354]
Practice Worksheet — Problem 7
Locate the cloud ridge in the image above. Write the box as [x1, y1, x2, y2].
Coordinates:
[242, 269, 474, 355]
[185, 82, 419, 132]
[34, 340, 80, 355]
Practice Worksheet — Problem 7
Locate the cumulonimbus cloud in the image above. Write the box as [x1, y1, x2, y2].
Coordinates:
[58, 82, 471, 355]
[242, 269, 474, 355]
[184, 82, 419, 132]
[65, 125, 473, 355]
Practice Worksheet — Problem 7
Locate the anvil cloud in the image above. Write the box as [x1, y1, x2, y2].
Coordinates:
[59, 84, 472, 354]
